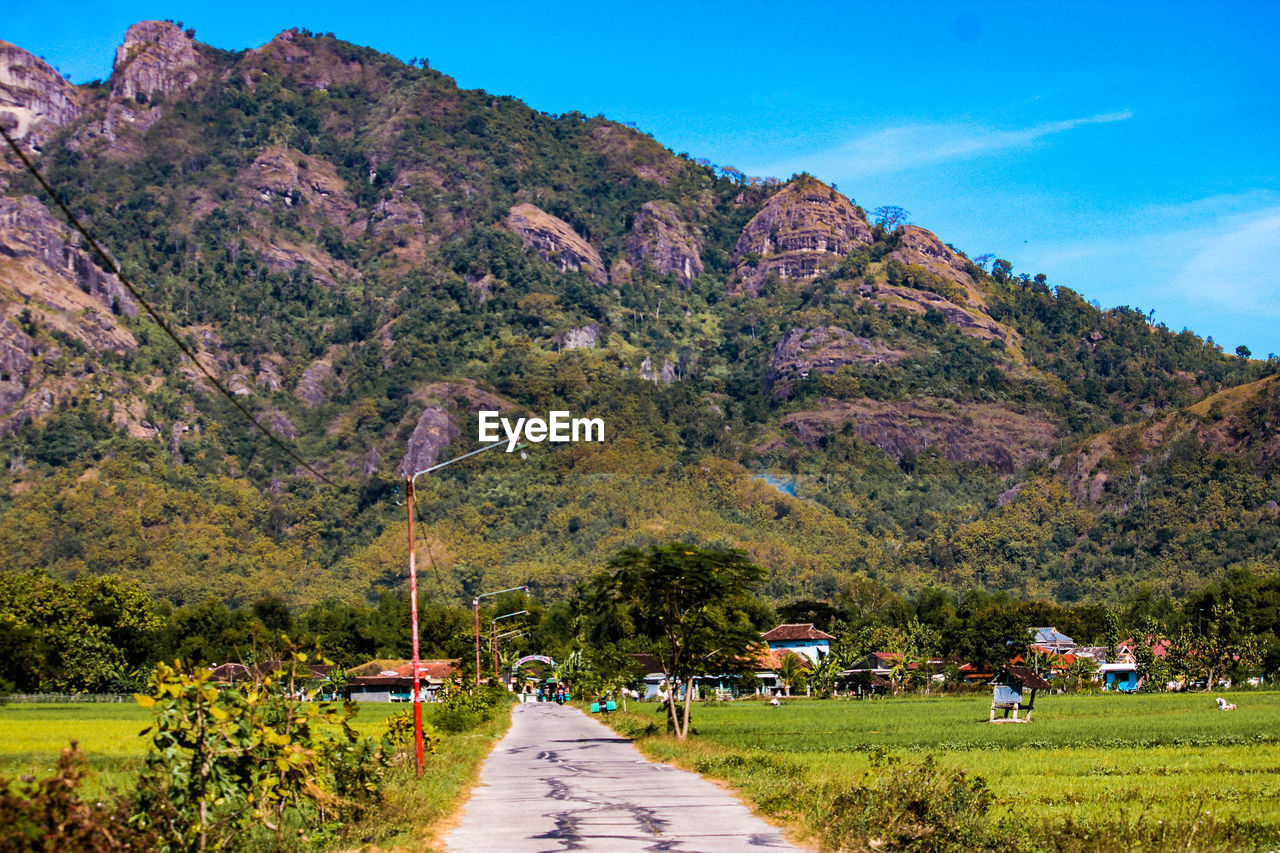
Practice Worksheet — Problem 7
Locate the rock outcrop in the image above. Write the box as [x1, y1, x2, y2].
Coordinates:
[0, 42, 80, 150]
[0, 196, 140, 430]
[640, 356, 677, 383]
[241, 147, 359, 237]
[504, 203, 607, 286]
[765, 326, 905, 400]
[0, 318, 36, 422]
[399, 406, 459, 476]
[554, 323, 600, 351]
[0, 196, 138, 343]
[731, 176, 872, 294]
[249, 29, 374, 92]
[875, 284, 1015, 344]
[781, 399, 1059, 476]
[109, 21, 199, 101]
[625, 201, 703, 284]
[295, 359, 336, 406]
[887, 225, 984, 305]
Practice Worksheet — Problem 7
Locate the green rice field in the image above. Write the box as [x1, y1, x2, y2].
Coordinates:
[0, 700, 406, 793]
[618, 691, 1280, 851]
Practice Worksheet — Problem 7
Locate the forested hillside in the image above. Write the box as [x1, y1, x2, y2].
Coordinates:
[0, 21, 1277, 612]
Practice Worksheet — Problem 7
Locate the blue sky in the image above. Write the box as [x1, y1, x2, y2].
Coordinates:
[8, 1, 1280, 355]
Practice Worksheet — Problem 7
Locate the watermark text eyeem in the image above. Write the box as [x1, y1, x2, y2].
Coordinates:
[478, 410, 605, 451]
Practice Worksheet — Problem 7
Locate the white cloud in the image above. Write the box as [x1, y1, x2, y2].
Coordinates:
[750, 111, 1133, 180]
[1172, 211, 1280, 315]
[1018, 195, 1280, 348]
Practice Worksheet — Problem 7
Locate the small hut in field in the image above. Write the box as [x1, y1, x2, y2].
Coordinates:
[988, 666, 1051, 723]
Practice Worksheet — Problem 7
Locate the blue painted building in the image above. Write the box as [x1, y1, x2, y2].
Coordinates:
[1100, 661, 1140, 692]
[761, 623, 835, 665]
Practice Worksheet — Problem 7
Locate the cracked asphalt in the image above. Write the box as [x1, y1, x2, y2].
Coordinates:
[442, 702, 798, 852]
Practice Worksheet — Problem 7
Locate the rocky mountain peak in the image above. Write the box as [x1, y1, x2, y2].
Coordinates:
[731, 176, 872, 294]
[886, 225, 986, 306]
[0, 41, 80, 150]
[110, 21, 199, 101]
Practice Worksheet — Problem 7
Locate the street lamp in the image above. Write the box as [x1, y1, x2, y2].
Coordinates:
[404, 439, 521, 777]
[474, 587, 528, 687]
[491, 610, 528, 682]
[494, 629, 529, 683]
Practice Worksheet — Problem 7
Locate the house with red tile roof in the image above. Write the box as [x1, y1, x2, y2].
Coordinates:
[761, 623, 835, 664]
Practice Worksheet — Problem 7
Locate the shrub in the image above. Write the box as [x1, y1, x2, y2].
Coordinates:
[816, 749, 997, 851]
[0, 742, 157, 852]
[382, 709, 440, 760]
[130, 655, 385, 851]
[429, 680, 509, 733]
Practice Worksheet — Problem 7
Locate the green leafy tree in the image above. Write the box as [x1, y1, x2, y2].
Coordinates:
[131, 653, 382, 851]
[1063, 655, 1099, 691]
[591, 543, 765, 740]
[775, 651, 810, 697]
[809, 644, 852, 697]
[1199, 600, 1261, 689]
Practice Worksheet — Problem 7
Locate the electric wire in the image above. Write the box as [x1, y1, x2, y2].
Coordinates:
[0, 125, 337, 487]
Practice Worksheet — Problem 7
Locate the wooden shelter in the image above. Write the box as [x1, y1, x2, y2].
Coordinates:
[988, 665, 1051, 723]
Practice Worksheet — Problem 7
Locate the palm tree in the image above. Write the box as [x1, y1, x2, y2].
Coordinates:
[1064, 656, 1099, 691]
[775, 652, 810, 697]
[809, 646, 851, 697]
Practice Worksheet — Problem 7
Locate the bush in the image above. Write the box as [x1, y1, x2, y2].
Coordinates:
[429, 681, 509, 733]
[382, 709, 440, 760]
[0, 742, 157, 852]
[816, 749, 997, 851]
[130, 655, 386, 851]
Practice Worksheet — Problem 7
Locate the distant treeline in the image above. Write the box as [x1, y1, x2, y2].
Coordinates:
[2, 559, 1275, 695]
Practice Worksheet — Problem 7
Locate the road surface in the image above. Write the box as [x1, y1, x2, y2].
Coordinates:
[442, 702, 798, 852]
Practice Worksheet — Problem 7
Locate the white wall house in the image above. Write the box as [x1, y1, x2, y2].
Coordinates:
[761, 623, 835, 664]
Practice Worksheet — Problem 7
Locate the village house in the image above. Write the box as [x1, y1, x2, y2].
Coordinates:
[208, 661, 337, 694]
[1030, 627, 1077, 654]
[761, 623, 835, 664]
[345, 659, 460, 702]
[843, 651, 954, 692]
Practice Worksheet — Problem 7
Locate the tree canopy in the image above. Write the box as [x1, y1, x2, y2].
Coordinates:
[592, 542, 766, 739]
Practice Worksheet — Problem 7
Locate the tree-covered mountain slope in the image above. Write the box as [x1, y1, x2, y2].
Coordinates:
[0, 22, 1275, 607]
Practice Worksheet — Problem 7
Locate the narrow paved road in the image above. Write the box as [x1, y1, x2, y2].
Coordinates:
[443, 702, 798, 852]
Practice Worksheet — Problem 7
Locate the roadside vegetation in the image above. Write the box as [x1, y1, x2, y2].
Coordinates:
[0, 660, 512, 852]
[601, 692, 1280, 851]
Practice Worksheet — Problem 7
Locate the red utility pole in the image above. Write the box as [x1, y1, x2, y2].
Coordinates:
[405, 478, 424, 777]
[474, 588, 529, 688]
[473, 596, 481, 686]
[401, 440, 527, 778]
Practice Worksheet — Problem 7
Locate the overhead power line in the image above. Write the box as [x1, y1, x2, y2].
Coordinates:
[1, 125, 337, 487]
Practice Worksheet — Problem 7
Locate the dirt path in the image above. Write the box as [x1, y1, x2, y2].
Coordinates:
[442, 702, 797, 852]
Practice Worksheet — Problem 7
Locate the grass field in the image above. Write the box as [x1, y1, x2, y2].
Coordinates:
[606, 691, 1280, 851]
[0, 701, 407, 788]
[0, 699, 508, 850]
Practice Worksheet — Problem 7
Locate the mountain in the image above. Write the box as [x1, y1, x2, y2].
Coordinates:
[0, 22, 1276, 608]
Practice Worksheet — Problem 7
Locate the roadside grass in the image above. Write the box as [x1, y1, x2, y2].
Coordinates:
[343, 706, 512, 851]
[0, 700, 512, 850]
[601, 691, 1280, 851]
